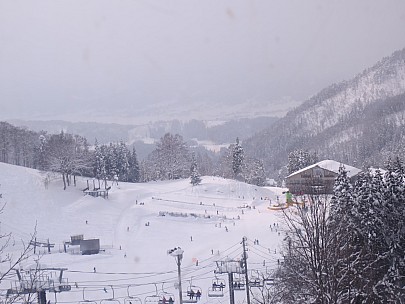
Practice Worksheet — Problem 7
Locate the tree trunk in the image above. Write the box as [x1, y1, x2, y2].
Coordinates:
[62, 173, 66, 190]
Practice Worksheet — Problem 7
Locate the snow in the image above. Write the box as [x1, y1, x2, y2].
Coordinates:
[287, 159, 362, 178]
[0, 162, 286, 304]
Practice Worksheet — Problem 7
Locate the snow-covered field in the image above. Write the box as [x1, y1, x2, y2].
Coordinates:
[0, 163, 288, 304]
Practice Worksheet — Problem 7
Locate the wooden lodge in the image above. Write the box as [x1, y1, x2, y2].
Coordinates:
[286, 160, 361, 195]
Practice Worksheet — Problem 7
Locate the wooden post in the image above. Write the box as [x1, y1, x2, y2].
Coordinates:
[228, 272, 235, 304]
[47, 239, 50, 253]
[37, 290, 46, 304]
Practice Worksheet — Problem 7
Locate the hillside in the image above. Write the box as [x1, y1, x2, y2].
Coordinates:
[245, 48, 405, 176]
[0, 162, 287, 303]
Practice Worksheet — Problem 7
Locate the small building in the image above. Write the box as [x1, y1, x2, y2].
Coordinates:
[80, 239, 100, 255]
[70, 234, 84, 245]
[286, 160, 361, 195]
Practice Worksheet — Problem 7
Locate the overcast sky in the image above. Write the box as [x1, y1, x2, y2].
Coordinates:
[1, 0, 405, 122]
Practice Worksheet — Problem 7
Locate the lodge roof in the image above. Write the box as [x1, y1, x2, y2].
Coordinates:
[287, 159, 362, 179]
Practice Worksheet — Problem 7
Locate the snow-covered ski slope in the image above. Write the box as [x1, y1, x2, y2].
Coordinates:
[0, 162, 287, 304]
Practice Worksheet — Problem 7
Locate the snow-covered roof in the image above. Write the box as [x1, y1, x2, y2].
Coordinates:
[287, 159, 362, 178]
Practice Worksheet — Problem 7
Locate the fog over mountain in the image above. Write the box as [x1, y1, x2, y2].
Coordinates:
[1, 1, 405, 123]
[245, 47, 405, 177]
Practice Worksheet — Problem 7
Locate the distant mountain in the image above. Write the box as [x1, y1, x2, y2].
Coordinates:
[245, 48, 405, 177]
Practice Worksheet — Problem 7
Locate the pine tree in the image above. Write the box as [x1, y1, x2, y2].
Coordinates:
[244, 158, 266, 186]
[36, 134, 49, 171]
[105, 143, 118, 181]
[128, 146, 140, 183]
[94, 139, 106, 182]
[378, 158, 405, 300]
[329, 165, 359, 302]
[287, 149, 316, 174]
[232, 137, 244, 179]
[349, 170, 386, 302]
[116, 141, 129, 182]
[150, 133, 190, 180]
[190, 152, 202, 186]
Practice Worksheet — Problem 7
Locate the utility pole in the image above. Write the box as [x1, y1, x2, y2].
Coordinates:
[168, 247, 184, 304]
[242, 237, 251, 304]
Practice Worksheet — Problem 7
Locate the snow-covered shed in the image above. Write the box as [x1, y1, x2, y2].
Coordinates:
[285, 160, 361, 195]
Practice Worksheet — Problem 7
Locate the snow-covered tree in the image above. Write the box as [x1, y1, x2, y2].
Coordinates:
[116, 140, 130, 181]
[232, 137, 244, 179]
[105, 143, 118, 181]
[244, 158, 266, 186]
[190, 152, 202, 186]
[148, 133, 191, 180]
[94, 139, 107, 183]
[127, 146, 140, 183]
[48, 132, 91, 190]
[287, 149, 317, 174]
[36, 134, 49, 171]
[216, 147, 234, 179]
[277, 195, 340, 303]
[378, 157, 405, 300]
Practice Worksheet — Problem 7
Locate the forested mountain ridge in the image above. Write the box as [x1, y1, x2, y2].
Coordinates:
[245, 48, 405, 177]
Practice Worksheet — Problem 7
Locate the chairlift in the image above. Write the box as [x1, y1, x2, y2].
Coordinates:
[101, 299, 121, 304]
[212, 277, 226, 291]
[183, 280, 202, 303]
[158, 293, 175, 304]
[208, 275, 225, 297]
[100, 286, 121, 304]
[158, 283, 175, 304]
[264, 277, 275, 286]
[144, 295, 161, 304]
[145, 284, 162, 304]
[207, 287, 223, 298]
[232, 274, 245, 291]
[248, 270, 263, 288]
[79, 301, 98, 304]
[124, 298, 142, 304]
[124, 285, 143, 304]
[264, 267, 276, 286]
[78, 287, 98, 304]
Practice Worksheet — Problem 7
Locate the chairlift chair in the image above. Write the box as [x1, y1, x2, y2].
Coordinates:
[158, 283, 175, 304]
[79, 287, 100, 304]
[207, 287, 224, 298]
[124, 298, 142, 304]
[248, 270, 263, 288]
[211, 278, 226, 291]
[124, 285, 143, 304]
[100, 286, 121, 304]
[144, 295, 161, 304]
[101, 299, 121, 304]
[183, 285, 202, 303]
[208, 275, 226, 297]
[264, 277, 275, 286]
[232, 274, 245, 291]
[158, 294, 174, 304]
[79, 301, 98, 304]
